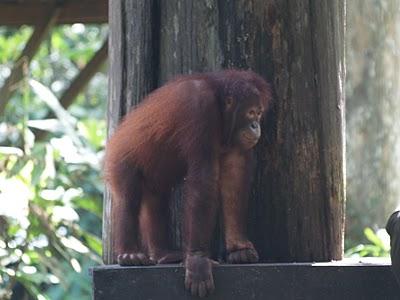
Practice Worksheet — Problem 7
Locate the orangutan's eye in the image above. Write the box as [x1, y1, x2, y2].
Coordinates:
[247, 110, 256, 118]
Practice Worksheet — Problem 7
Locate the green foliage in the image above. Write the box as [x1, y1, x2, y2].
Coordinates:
[345, 227, 390, 258]
[0, 27, 33, 64]
[0, 24, 107, 300]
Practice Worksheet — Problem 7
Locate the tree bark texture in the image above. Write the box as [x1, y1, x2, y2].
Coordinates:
[104, 0, 345, 264]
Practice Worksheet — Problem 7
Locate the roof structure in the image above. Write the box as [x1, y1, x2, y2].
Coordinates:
[0, 0, 108, 26]
[0, 0, 108, 123]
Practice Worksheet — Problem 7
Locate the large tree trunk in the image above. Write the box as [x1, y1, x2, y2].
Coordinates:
[346, 1, 400, 243]
[104, 0, 345, 264]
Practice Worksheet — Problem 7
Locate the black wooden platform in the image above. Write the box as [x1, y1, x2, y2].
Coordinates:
[91, 259, 399, 300]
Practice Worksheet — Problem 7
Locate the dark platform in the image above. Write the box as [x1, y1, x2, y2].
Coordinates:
[91, 259, 399, 300]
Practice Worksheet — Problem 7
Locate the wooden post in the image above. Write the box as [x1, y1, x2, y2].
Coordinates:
[104, 0, 159, 264]
[104, 0, 345, 263]
[252, 1, 346, 261]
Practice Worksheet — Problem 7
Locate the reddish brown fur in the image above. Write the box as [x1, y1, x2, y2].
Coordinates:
[104, 69, 271, 297]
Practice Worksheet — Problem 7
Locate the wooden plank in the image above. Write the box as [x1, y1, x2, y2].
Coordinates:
[103, 0, 124, 266]
[0, 0, 107, 26]
[0, 6, 61, 115]
[91, 261, 399, 300]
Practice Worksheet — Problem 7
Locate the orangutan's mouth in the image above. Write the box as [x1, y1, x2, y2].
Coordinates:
[242, 133, 259, 147]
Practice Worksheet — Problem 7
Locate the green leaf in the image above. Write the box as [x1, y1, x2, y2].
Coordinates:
[29, 79, 83, 149]
[81, 232, 102, 256]
[30, 143, 47, 186]
[77, 119, 106, 149]
[7, 158, 28, 178]
[364, 227, 384, 249]
[72, 197, 102, 217]
[31, 161, 45, 186]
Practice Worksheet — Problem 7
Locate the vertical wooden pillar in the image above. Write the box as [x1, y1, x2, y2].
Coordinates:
[104, 0, 345, 264]
[254, 1, 346, 261]
[104, 0, 159, 263]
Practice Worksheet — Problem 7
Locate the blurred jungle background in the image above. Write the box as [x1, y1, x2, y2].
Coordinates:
[0, 23, 107, 299]
[0, 1, 399, 299]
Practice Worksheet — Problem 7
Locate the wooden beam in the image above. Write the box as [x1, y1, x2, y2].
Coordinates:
[0, 0, 107, 26]
[59, 39, 108, 109]
[0, 7, 61, 115]
[92, 261, 398, 300]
